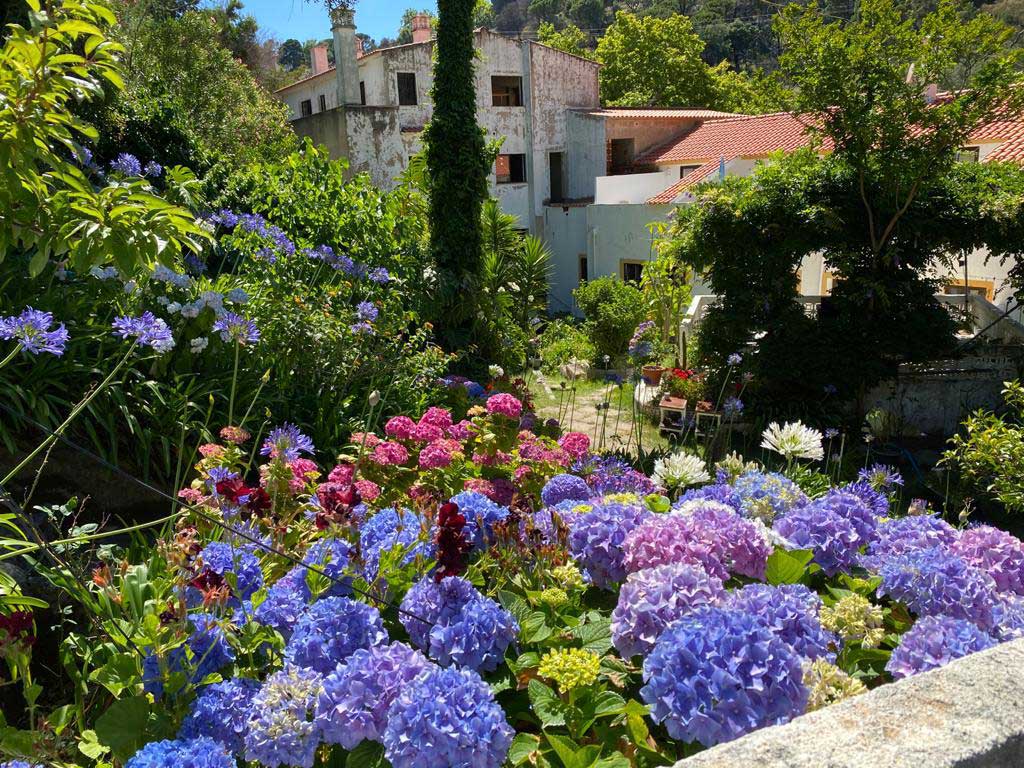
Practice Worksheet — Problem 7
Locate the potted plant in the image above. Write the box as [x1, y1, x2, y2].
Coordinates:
[629, 321, 666, 385]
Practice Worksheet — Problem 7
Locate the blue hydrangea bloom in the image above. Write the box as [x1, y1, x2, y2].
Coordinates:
[732, 470, 808, 523]
[179, 677, 260, 754]
[448, 491, 510, 549]
[862, 515, 959, 569]
[886, 615, 997, 679]
[843, 480, 891, 518]
[817, 490, 879, 546]
[611, 562, 725, 659]
[540, 474, 592, 507]
[252, 570, 309, 639]
[876, 547, 999, 630]
[726, 584, 839, 661]
[399, 576, 518, 672]
[316, 642, 433, 748]
[245, 666, 323, 768]
[382, 666, 514, 768]
[993, 595, 1024, 641]
[677, 482, 740, 510]
[641, 605, 808, 747]
[526, 500, 587, 544]
[125, 737, 235, 768]
[359, 507, 434, 578]
[569, 501, 650, 588]
[284, 597, 388, 674]
[189, 542, 263, 607]
[773, 502, 862, 577]
[297, 538, 353, 599]
[188, 612, 235, 681]
[1, 761, 43, 768]
[573, 456, 659, 496]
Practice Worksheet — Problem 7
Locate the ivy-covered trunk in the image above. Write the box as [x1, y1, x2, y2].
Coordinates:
[425, 0, 489, 349]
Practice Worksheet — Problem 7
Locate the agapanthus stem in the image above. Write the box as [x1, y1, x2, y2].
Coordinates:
[228, 341, 241, 426]
[0, 344, 21, 373]
[2, 347, 135, 487]
[0, 510, 181, 562]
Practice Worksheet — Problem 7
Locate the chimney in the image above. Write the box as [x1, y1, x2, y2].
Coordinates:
[330, 8, 362, 106]
[412, 13, 432, 44]
[311, 44, 329, 75]
[924, 83, 939, 104]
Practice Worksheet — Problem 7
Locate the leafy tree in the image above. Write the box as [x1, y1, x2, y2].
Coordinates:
[474, 0, 497, 26]
[574, 276, 647, 362]
[530, 0, 562, 22]
[425, 0, 490, 350]
[278, 37, 305, 69]
[567, 0, 604, 28]
[537, 20, 593, 57]
[396, 7, 436, 44]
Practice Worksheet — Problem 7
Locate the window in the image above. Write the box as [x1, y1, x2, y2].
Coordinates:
[956, 147, 980, 163]
[621, 260, 644, 284]
[318, 94, 327, 112]
[944, 279, 995, 301]
[549, 151, 564, 203]
[609, 138, 635, 174]
[496, 153, 527, 184]
[492, 75, 523, 106]
[300, 99, 312, 118]
[578, 256, 588, 284]
[360, 81, 366, 105]
[679, 164, 702, 179]
[397, 73, 417, 106]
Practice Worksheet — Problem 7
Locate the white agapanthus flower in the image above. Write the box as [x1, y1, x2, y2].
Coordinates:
[488, 364, 505, 379]
[190, 336, 209, 353]
[652, 450, 711, 491]
[761, 420, 824, 461]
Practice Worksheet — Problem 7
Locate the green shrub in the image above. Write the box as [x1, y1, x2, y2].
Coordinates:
[538, 319, 595, 373]
[573, 276, 646, 365]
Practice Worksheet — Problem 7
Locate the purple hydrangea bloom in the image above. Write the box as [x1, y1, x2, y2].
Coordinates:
[573, 455, 659, 496]
[245, 666, 323, 768]
[110, 153, 143, 176]
[681, 501, 773, 580]
[382, 666, 514, 768]
[1, 763, 42, 768]
[773, 502, 862, 577]
[359, 507, 433, 578]
[876, 547, 999, 630]
[188, 612, 235, 680]
[252, 569, 309, 638]
[732, 470, 808, 522]
[950, 524, 1024, 595]
[886, 615, 997, 679]
[400, 576, 518, 672]
[126, 737, 234, 768]
[212, 312, 260, 345]
[993, 595, 1024, 640]
[540, 474, 592, 507]
[862, 515, 959, 569]
[0, 307, 69, 356]
[623, 513, 729, 580]
[316, 642, 433, 748]
[641, 605, 808, 747]
[179, 677, 260, 754]
[842, 480, 890, 518]
[676, 482, 740, 510]
[261, 423, 315, 461]
[284, 596, 388, 674]
[190, 541, 263, 607]
[448, 491, 510, 550]
[726, 584, 838, 661]
[817, 490, 879, 546]
[569, 501, 651, 588]
[611, 562, 725, 659]
[112, 312, 175, 353]
[526, 500, 585, 544]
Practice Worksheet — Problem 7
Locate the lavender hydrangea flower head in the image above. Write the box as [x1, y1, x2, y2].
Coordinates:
[527, 500, 586, 544]
[399, 576, 518, 672]
[623, 513, 729, 580]
[818, 490, 879, 546]
[641, 605, 808, 747]
[112, 312, 175, 353]
[316, 642, 433, 748]
[876, 547, 999, 630]
[679, 501, 773, 580]
[569, 501, 651, 588]
[179, 677, 260, 754]
[773, 502, 862, 577]
[886, 615, 997, 679]
[284, 596, 388, 674]
[252, 569, 309, 639]
[950, 524, 1024, 595]
[359, 508, 433, 578]
[448, 491, 510, 550]
[189, 541, 263, 607]
[841, 480, 890, 518]
[611, 562, 725, 659]
[732, 470, 808, 523]
[126, 737, 234, 768]
[245, 666, 324, 768]
[993, 595, 1024, 640]
[0, 307, 69, 356]
[110, 153, 143, 176]
[541, 474, 592, 507]
[212, 312, 260, 345]
[382, 666, 514, 768]
[574, 455, 659, 496]
[862, 515, 959, 569]
[261, 423, 315, 461]
[726, 584, 839, 661]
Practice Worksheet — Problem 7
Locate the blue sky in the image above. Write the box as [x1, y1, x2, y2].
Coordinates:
[234, 1, 437, 44]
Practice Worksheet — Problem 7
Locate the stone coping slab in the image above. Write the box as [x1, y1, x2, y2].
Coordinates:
[675, 638, 1024, 768]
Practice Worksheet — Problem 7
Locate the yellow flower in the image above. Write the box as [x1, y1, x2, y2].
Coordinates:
[803, 659, 868, 711]
[538, 587, 569, 609]
[538, 648, 601, 693]
[820, 594, 885, 649]
[551, 563, 586, 592]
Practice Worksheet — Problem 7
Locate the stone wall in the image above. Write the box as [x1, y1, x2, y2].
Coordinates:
[676, 639, 1024, 768]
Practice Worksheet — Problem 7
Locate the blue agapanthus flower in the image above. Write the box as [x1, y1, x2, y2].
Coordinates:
[125, 736, 234, 768]
[731, 470, 808, 523]
[0, 307, 69, 356]
[876, 547, 999, 630]
[144, 160, 163, 178]
[112, 312, 175, 353]
[726, 583, 839, 661]
[857, 464, 904, 493]
[179, 677, 260, 754]
[212, 312, 260, 346]
[244, 666, 323, 768]
[359, 507, 433, 578]
[284, 596, 387, 674]
[641, 605, 808, 747]
[190, 541, 263, 607]
[382, 666, 514, 768]
[368, 266, 391, 284]
[540, 474, 592, 507]
[448, 491, 510, 550]
[773, 501, 862, 577]
[261, 423, 315, 461]
[569, 501, 650, 588]
[886, 615, 997, 679]
[400, 576, 518, 673]
[110, 153, 143, 177]
[316, 642, 433, 748]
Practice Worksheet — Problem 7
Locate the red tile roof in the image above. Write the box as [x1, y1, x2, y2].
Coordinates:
[586, 108, 740, 120]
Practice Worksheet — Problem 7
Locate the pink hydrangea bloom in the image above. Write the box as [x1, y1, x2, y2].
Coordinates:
[373, 441, 410, 466]
[419, 439, 458, 469]
[178, 487, 204, 504]
[514, 465, 532, 482]
[289, 458, 321, 492]
[351, 432, 382, 449]
[559, 432, 590, 460]
[486, 393, 523, 419]
[448, 420, 473, 441]
[329, 463, 355, 486]
[472, 451, 498, 466]
[412, 422, 445, 442]
[463, 478, 496, 497]
[199, 443, 225, 459]
[355, 479, 381, 501]
[385, 416, 416, 440]
[623, 514, 729, 580]
[419, 407, 453, 430]
[682, 502, 772, 581]
[951, 524, 1024, 595]
[220, 426, 250, 444]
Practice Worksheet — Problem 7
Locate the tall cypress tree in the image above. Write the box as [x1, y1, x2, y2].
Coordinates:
[425, 0, 489, 349]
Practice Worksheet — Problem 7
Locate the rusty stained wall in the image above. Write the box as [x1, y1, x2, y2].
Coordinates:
[277, 71, 338, 120]
[605, 118, 702, 164]
[345, 108, 407, 189]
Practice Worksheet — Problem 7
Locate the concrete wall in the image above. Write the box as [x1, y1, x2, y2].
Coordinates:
[587, 202, 673, 282]
[607, 117, 701, 162]
[566, 111, 607, 200]
[544, 204, 589, 314]
[596, 170, 677, 205]
[277, 71, 338, 119]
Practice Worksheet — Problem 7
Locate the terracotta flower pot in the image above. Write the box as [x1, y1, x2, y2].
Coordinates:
[641, 365, 666, 386]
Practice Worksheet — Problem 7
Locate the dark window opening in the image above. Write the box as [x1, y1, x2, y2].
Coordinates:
[679, 164, 702, 179]
[360, 81, 366, 105]
[318, 94, 327, 112]
[622, 261, 644, 284]
[397, 72, 417, 106]
[496, 153, 527, 184]
[300, 99, 312, 118]
[956, 147, 980, 163]
[578, 256, 588, 284]
[549, 151, 564, 203]
[609, 138, 635, 174]
[492, 75, 523, 106]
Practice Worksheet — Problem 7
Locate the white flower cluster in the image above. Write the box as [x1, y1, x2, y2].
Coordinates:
[761, 421, 824, 461]
[652, 450, 711, 491]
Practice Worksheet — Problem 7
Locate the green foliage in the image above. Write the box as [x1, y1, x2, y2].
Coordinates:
[539, 319, 596, 373]
[945, 381, 1024, 513]
[573, 276, 646, 365]
[537, 20, 593, 58]
[425, 0, 491, 349]
[278, 37, 305, 70]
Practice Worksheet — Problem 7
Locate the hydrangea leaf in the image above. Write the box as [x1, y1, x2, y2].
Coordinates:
[765, 549, 811, 585]
[528, 678, 568, 728]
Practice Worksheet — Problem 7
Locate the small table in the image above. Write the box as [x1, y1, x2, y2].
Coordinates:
[658, 396, 688, 435]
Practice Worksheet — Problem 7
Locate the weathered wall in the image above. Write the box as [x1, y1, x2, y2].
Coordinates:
[607, 117, 701, 160]
[676, 639, 1024, 768]
[290, 109, 349, 159]
[566, 111, 606, 200]
[596, 170, 677, 205]
[344, 108, 407, 189]
[586, 203, 672, 283]
[543, 204, 589, 313]
[277, 71, 338, 119]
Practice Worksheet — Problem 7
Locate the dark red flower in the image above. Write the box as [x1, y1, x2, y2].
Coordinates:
[315, 482, 362, 530]
[0, 611, 35, 648]
[434, 501, 470, 582]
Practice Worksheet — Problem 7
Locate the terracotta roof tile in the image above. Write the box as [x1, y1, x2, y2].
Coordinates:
[647, 160, 722, 204]
[585, 108, 741, 120]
